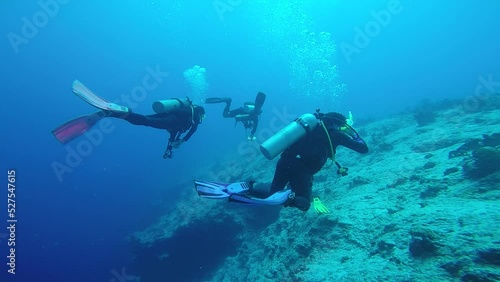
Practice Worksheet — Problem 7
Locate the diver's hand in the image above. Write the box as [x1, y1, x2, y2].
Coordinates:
[163, 150, 173, 159]
[313, 197, 330, 214]
[171, 140, 185, 149]
[337, 167, 349, 176]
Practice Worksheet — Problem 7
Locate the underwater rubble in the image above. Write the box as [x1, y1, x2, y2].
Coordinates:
[128, 100, 500, 282]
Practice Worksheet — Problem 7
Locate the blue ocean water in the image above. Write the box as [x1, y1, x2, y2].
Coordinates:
[1, 1, 499, 281]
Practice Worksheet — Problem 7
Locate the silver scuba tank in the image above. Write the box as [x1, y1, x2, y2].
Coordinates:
[152, 98, 190, 114]
[259, 113, 319, 160]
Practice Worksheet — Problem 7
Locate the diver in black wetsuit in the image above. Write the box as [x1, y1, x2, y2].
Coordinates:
[205, 92, 266, 140]
[268, 112, 368, 211]
[107, 104, 205, 158]
[52, 80, 205, 159]
[192, 110, 369, 210]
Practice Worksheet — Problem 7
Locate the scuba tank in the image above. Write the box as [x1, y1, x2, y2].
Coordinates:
[234, 103, 255, 121]
[260, 113, 319, 160]
[242, 103, 255, 113]
[152, 98, 191, 114]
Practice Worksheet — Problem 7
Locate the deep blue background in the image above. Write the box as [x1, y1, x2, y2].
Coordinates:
[1, 1, 499, 281]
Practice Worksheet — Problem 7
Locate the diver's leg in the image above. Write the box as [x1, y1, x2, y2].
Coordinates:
[287, 161, 313, 211]
[249, 117, 258, 139]
[108, 112, 175, 130]
[222, 100, 238, 118]
[270, 156, 294, 194]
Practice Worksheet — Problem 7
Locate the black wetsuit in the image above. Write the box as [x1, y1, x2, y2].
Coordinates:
[110, 107, 199, 143]
[223, 104, 260, 137]
[270, 123, 368, 211]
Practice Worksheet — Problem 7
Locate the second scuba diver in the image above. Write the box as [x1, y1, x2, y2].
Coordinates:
[52, 80, 205, 159]
[205, 92, 266, 141]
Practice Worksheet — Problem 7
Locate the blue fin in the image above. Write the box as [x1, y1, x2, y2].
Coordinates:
[228, 189, 292, 206]
[194, 180, 251, 199]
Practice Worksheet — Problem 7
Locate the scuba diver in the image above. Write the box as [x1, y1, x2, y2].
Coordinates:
[194, 110, 368, 212]
[52, 80, 205, 159]
[205, 92, 266, 140]
[261, 110, 368, 211]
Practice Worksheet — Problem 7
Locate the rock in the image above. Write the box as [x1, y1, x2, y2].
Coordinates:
[461, 270, 500, 282]
[295, 243, 311, 257]
[423, 161, 437, 169]
[443, 167, 459, 176]
[475, 248, 500, 266]
[482, 133, 500, 147]
[349, 176, 371, 188]
[409, 237, 437, 258]
[413, 138, 457, 153]
[449, 139, 481, 159]
[374, 240, 395, 257]
[383, 223, 398, 233]
[464, 147, 500, 179]
[420, 185, 447, 199]
[388, 177, 407, 188]
[440, 260, 467, 277]
[409, 227, 438, 258]
[378, 142, 394, 152]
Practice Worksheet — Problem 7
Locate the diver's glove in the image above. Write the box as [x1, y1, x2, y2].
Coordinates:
[171, 140, 185, 149]
[337, 166, 349, 176]
[334, 161, 349, 176]
[163, 143, 173, 159]
[313, 197, 330, 214]
[163, 149, 173, 159]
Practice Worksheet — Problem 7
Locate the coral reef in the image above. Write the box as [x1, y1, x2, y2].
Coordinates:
[465, 147, 500, 178]
[127, 102, 500, 281]
[451, 133, 500, 180]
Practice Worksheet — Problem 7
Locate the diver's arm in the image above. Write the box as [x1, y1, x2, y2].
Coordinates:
[334, 130, 369, 153]
[182, 123, 199, 142]
[250, 116, 259, 136]
[167, 131, 181, 148]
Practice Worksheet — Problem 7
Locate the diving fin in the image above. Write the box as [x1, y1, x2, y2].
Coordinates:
[228, 189, 292, 206]
[194, 180, 251, 199]
[52, 111, 107, 144]
[253, 92, 266, 113]
[194, 179, 292, 206]
[313, 197, 330, 214]
[72, 80, 130, 113]
[205, 97, 231, 104]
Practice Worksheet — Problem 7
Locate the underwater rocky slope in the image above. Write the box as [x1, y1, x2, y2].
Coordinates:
[127, 97, 500, 282]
